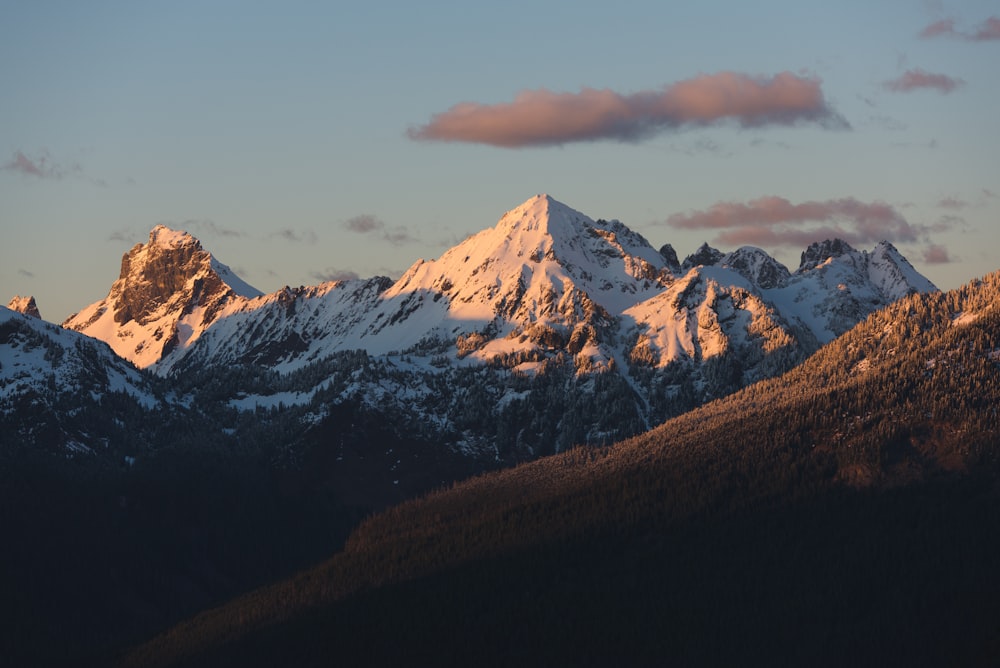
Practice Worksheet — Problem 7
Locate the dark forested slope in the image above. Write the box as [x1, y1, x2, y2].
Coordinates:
[126, 274, 1000, 667]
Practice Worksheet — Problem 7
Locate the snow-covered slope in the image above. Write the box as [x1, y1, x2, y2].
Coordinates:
[1, 306, 161, 454]
[168, 277, 393, 372]
[353, 194, 671, 358]
[63, 225, 263, 368]
[764, 239, 937, 344]
[57, 195, 938, 448]
[168, 195, 674, 374]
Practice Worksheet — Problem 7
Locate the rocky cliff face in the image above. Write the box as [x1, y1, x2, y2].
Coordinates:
[6, 295, 41, 319]
[63, 225, 262, 368]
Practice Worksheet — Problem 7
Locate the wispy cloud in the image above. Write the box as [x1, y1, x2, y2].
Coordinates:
[345, 214, 383, 234]
[920, 16, 1000, 40]
[2, 149, 111, 186]
[409, 71, 848, 148]
[883, 69, 963, 94]
[108, 229, 140, 244]
[936, 196, 968, 210]
[922, 244, 953, 263]
[184, 219, 246, 238]
[343, 214, 418, 246]
[17, 268, 35, 278]
[665, 196, 950, 248]
[271, 228, 318, 244]
[309, 267, 360, 283]
[2, 150, 77, 179]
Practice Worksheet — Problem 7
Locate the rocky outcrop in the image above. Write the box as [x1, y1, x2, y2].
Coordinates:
[7, 295, 41, 319]
[682, 243, 725, 270]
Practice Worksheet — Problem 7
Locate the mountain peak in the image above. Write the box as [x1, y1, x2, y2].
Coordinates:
[63, 225, 262, 368]
[798, 238, 856, 272]
[496, 194, 585, 235]
[720, 246, 790, 289]
[7, 295, 41, 319]
[682, 243, 724, 270]
[148, 224, 201, 250]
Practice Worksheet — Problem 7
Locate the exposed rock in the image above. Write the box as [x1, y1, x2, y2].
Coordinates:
[720, 247, 790, 289]
[682, 243, 724, 271]
[798, 239, 855, 272]
[658, 244, 681, 273]
[7, 295, 41, 319]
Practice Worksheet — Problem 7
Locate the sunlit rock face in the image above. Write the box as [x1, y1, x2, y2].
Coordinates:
[719, 247, 791, 290]
[63, 225, 262, 369]
[798, 238, 855, 272]
[7, 295, 41, 319]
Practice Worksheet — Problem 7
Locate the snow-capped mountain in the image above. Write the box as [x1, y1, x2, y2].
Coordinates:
[66, 196, 937, 382]
[764, 239, 937, 343]
[0, 305, 161, 454]
[53, 194, 938, 457]
[7, 295, 41, 319]
[173, 195, 672, 374]
[63, 225, 263, 369]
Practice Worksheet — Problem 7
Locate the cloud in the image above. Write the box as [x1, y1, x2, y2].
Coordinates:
[310, 267, 360, 283]
[345, 214, 383, 234]
[2, 150, 77, 179]
[108, 229, 140, 243]
[409, 71, 848, 148]
[920, 16, 1000, 40]
[343, 214, 418, 246]
[3, 149, 111, 186]
[271, 228, 318, 244]
[922, 244, 953, 263]
[17, 268, 35, 278]
[920, 18, 956, 38]
[184, 219, 246, 238]
[665, 196, 947, 248]
[936, 196, 968, 210]
[883, 69, 963, 94]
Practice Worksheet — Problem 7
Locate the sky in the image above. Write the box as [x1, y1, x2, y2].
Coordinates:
[2, 1, 998, 323]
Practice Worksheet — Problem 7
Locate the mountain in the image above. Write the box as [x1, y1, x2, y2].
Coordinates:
[6, 295, 41, 319]
[63, 225, 263, 369]
[764, 238, 938, 342]
[123, 270, 1000, 668]
[56, 195, 938, 461]
[67, 196, 935, 380]
[0, 305, 160, 455]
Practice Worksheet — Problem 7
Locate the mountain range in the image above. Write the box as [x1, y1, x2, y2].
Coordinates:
[19, 194, 930, 463]
[64, 194, 934, 376]
[125, 267, 1000, 668]
[6, 193, 994, 667]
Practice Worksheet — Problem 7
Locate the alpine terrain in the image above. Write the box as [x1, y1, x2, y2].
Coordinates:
[126, 269, 1000, 668]
[59, 195, 936, 462]
[1, 194, 966, 667]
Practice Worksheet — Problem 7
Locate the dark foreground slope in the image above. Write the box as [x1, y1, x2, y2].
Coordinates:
[126, 273, 1000, 667]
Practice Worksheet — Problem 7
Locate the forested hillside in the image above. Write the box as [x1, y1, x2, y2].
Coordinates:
[124, 273, 1000, 667]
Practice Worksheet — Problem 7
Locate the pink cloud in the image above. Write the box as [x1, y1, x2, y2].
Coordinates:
[883, 69, 963, 94]
[409, 72, 847, 148]
[920, 16, 1000, 40]
[922, 244, 952, 264]
[919, 18, 956, 38]
[2, 150, 66, 178]
[666, 196, 933, 248]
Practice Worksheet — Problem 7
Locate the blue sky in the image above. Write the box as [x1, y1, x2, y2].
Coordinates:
[2, 1, 998, 321]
